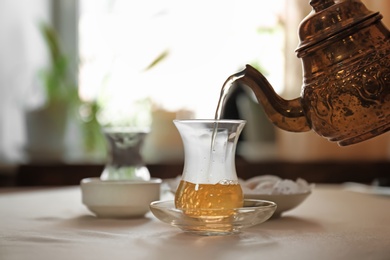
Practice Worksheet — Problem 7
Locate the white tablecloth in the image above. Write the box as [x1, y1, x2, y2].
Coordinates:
[1, 184, 389, 260]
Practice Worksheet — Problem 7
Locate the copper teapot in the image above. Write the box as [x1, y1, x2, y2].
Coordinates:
[230, 0, 390, 146]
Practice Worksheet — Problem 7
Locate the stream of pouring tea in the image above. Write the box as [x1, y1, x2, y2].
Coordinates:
[211, 71, 246, 150]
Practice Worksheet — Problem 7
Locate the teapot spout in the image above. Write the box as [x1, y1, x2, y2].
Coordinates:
[237, 64, 311, 133]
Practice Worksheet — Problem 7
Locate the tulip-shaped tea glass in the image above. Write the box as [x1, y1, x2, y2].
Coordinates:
[173, 119, 246, 217]
[150, 119, 276, 235]
[100, 127, 150, 181]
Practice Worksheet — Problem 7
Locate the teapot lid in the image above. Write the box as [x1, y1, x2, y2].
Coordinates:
[296, 0, 382, 57]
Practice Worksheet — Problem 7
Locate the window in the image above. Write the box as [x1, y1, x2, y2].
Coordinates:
[78, 0, 286, 124]
[0, 0, 287, 164]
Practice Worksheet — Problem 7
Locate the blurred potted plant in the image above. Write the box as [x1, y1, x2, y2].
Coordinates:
[24, 22, 79, 162]
[25, 22, 172, 163]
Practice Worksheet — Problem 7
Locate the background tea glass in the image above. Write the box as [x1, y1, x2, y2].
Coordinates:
[100, 127, 150, 181]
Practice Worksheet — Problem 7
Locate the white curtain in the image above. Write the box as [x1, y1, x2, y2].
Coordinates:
[0, 0, 50, 164]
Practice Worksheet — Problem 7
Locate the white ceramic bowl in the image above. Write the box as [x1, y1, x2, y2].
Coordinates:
[81, 177, 162, 218]
[244, 192, 311, 218]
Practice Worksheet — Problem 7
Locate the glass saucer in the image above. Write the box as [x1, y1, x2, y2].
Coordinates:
[149, 199, 276, 236]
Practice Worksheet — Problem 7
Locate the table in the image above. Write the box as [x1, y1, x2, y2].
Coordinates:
[1, 184, 389, 260]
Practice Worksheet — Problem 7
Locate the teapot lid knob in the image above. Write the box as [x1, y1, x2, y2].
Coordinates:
[296, 0, 381, 57]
